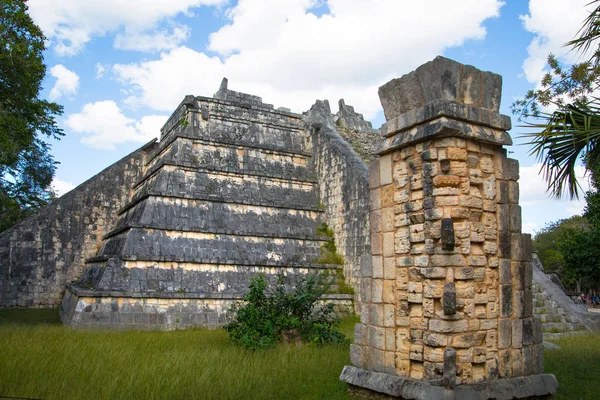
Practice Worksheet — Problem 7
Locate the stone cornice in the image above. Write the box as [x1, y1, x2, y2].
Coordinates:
[381, 99, 511, 138]
[378, 116, 513, 155]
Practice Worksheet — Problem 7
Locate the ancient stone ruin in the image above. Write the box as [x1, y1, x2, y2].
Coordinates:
[3, 54, 589, 397]
[340, 57, 558, 398]
[0, 77, 372, 328]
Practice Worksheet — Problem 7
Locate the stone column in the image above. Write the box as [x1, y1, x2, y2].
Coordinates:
[340, 56, 558, 399]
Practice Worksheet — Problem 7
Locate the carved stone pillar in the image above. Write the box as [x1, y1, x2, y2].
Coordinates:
[340, 56, 558, 399]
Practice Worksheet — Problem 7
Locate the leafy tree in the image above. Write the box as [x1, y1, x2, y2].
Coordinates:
[557, 222, 600, 289]
[0, 0, 63, 231]
[512, 1, 600, 199]
[533, 216, 586, 273]
[584, 161, 600, 224]
[533, 213, 600, 290]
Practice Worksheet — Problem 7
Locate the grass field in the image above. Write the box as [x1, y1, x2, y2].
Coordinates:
[544, 334, 600, 400]
[0, 309, 355, 400]
[0, 309, 599, 399]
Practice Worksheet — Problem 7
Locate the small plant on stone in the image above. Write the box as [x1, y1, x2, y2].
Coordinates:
[316, 222, 344, 265]
[330, 268, 355, 295]
[224, 273, 347, 350]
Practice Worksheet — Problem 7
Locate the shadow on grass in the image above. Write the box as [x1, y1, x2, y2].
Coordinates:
[0, 308, 61, 326]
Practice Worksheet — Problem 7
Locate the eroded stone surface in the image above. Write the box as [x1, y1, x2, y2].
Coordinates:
[349, 56, 554, 398]
[341, 366, 558, 399]
[1, 79, 372, 328]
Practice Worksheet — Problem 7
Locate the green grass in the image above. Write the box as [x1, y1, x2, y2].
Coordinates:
[0, 308, 356, 400]
[545, 334, 600, 400]
[2, 309, 599, 400]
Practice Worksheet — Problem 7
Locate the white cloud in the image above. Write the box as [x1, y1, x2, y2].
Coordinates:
[95, 64, 106, 79]
[65, 101, 167, 150]
[519, 162, 590, 220]
[112, 0, 504, 120]
[521, 221, 539, 235]
[520, 0, 596, 85]
[51, 179, 75, 197]
[114, 24, 191, 52]
[27, 0, 226, 55]
[113, 46, 225, 111]
[520, 163, 590, 204]
[48, 64, 79, 101]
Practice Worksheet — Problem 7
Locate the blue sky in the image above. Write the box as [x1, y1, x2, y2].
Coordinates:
[28, 0, 595, 234]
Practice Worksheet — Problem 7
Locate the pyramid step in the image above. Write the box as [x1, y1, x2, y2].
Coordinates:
[78, 260, 343, 297]
[107, 196, 324, 241]
[94, 228, 328, 267]
[539, 315, 547, 323]
[544, 314, 566, 323]
[544, 330, 589, 341]
[144, 136, 313, 183]
[61, 284, 353, 330]
[533, 306, 548, 315]
[573, 323, 588, 331]
[542, 322, 573, 333]
[199, 97, 304, 131]
[124, 166, 320, 214]
[534, 299, 547, 307]
[190, 110, 308, 154]
[534, 293, 545, 302]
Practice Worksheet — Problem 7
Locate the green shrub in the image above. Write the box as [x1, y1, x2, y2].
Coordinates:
[224, 274, 347, 350]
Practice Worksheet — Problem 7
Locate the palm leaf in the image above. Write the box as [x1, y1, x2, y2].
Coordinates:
[520, 99, 600, 199]
[567, 1, 600, 62]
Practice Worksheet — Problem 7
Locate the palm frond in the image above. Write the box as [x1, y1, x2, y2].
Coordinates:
[567, 1, 600, 62]
[519, 100, 600, 199]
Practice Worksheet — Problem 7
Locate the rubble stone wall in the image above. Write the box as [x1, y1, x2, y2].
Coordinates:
[306, 101, 371, 289]
[0, 146, 151, 307]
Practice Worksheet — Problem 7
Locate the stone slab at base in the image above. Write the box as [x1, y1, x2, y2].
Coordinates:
[60, 284, 354, 330]
[340, 366, 558, 400]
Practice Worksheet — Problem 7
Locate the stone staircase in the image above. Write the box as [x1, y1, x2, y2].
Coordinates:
[532, 275, 588, 341]
[59, 80, 353, 329]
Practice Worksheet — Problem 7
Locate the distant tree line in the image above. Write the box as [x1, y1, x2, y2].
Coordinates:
[533, 164, 600, 292]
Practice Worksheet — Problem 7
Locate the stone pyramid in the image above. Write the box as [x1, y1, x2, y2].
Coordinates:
[60, 79, 352, 329]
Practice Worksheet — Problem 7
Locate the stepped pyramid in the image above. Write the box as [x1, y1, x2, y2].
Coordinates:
[532, 281, 588, 340]
[531, 254, 592, 340]
[60, 79, 353, 329]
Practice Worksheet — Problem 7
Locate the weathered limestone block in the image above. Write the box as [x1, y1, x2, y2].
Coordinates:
[342, 56, 557, 399]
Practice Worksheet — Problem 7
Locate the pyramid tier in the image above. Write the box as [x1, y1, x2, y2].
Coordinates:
[125, 166, 320, 213]
[190, 109, 308, 154]
[106, 196, 324, 240]
[195, 95, 303, 132]
[144, 136, 314, 183]
[78, 260, 341, 296]
[58, 90, 356, 331]
[93, 227, 327, 267]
